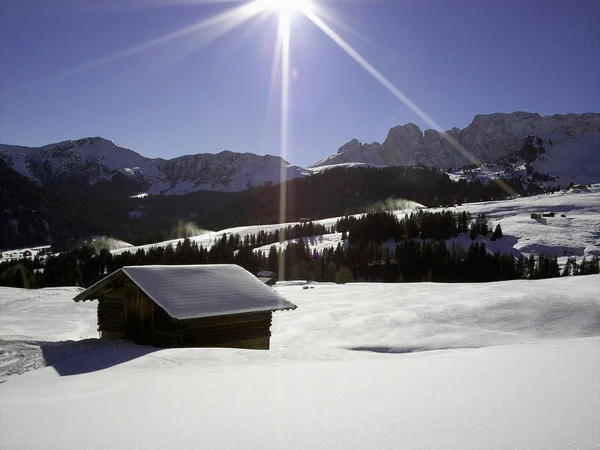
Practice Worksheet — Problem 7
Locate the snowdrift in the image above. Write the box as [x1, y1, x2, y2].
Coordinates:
[1, 276, 599, 449]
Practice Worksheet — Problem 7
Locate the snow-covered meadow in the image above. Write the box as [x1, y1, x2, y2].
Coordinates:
[113, 185, 600, 270]
[1, 275, 599, 449]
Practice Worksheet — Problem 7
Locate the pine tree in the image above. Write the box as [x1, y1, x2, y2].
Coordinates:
[589, 256, 600, 274]
[516, 255, 526, 278]
[11, 268, 25, 288]
[579, 257, 588, 275]
[469, 223, 477, 240]
[526, 255, 536, 279]
[491, 224, 503, 241]
[561, 260, 571, 277]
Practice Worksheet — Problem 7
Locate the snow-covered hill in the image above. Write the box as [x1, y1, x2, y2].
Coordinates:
[112, 184, 600, 270]
[0, 137, 309, 195]
[310, 112, 600, 186]
[1, 275, 599, 448]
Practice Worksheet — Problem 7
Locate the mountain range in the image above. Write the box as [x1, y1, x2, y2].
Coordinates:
[1, 111, 599, 196]
[0, 137, 308, 196]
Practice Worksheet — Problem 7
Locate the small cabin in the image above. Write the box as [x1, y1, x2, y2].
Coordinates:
[256, 270, 277, 286]
[73, 264, 297, 349]
[257, 270, 276, 278]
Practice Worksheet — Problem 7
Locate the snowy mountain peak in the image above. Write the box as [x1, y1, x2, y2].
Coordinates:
[384, 122, 424, 143]
[337, 139, 363, 154]
[310, 112, 600, 185]
[0, 138, 308, 195]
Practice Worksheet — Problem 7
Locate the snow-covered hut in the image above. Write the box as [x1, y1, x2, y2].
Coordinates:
[73, 264, 297, 349]
[257, 270, 276, 278]
[256, 270, 277, 286]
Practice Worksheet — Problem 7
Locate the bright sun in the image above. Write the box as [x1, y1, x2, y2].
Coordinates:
[255, 0, 313, 17]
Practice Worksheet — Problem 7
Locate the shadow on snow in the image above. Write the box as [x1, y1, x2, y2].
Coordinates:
[40, 339, 158, 376]
[348, 345, 464, 354]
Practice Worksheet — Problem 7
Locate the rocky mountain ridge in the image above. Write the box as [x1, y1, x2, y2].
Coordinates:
[310, 112, 600, 177]
[1, 112, 598, 196]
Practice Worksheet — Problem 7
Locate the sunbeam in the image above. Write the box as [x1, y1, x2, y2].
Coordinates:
[278, 12, 291, 282]
[303, 10, 518, 197]
[261, 18, 284, 158]
[255, 0, 314, 17]
[46, 2, 264, 82]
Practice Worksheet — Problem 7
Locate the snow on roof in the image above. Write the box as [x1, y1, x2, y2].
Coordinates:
[256, 270, 275, 278]
[74, 264, 296, 320]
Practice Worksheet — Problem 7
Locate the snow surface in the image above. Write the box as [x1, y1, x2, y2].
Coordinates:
[76, 265, 296, 319]
[1, 276, 599, 449]
[0, 245, 50, 262]
[306, 161, 387, 173]
[254, 232, 347, 257]
[437, 185, 600, 266]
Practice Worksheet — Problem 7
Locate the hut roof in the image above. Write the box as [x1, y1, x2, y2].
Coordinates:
[74, 264, 297, 320]
[257, 270, 276, 278]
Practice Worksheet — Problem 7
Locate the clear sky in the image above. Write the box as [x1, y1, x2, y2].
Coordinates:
[1, 0, 599, 167]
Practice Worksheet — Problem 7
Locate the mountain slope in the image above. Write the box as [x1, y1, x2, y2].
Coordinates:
[0, 160, 84, 248]
[310, 112, 600, 185]
[0, 137, 308, 195]
[154, 151, 309, 194]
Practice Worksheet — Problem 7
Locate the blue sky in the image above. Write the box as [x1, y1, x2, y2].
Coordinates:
[1, 0, 599, 167]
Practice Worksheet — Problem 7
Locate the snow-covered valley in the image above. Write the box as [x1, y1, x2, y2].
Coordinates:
[1, 181, 599, 449]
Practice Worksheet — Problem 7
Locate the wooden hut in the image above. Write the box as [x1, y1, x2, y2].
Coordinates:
[73, 264, 297, 349]
[256, 270, 277, 286]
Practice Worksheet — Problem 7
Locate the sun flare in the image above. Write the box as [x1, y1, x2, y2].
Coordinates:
[255, 0, 313, 17]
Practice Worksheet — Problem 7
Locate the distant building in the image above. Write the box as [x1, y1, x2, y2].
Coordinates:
[74, 264, 296, 349]
[256, 270, 277, 286]
[257, 270, 276, 278]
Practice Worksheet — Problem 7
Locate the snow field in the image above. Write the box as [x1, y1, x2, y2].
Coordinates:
[1, 275, 599, 448]
[0, 186, 599, 449]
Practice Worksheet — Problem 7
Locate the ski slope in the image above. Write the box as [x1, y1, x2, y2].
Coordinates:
[1, 276, 599, 449]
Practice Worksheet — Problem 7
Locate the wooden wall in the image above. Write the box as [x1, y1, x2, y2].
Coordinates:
[175, 311, 273, 350]
[98, 293, 126, 340]
[97, 282, 274, 350]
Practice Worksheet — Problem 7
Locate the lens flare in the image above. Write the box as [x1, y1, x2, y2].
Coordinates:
[255, 0, 313, 17]
[40, 2, 264, 83]
[277, 6, 291, 281]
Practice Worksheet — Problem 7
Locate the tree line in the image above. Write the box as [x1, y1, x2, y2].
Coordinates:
[1, 212, 598, 289]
